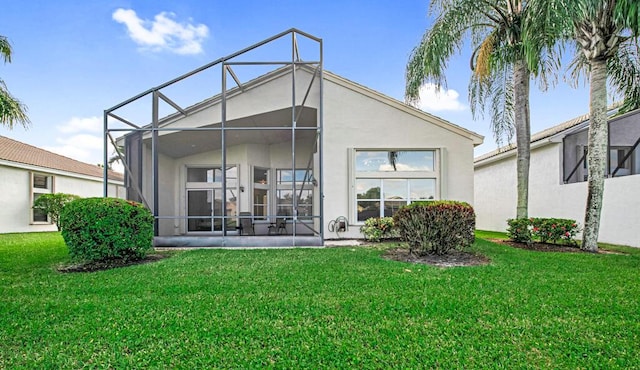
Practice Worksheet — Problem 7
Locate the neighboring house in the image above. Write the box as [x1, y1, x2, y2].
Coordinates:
[474, 108, 640, 247]
[107, 29, 483, 247]
[0, 135, 125, 233]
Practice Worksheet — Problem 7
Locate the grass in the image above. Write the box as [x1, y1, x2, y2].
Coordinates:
[1, 232, 639, 368]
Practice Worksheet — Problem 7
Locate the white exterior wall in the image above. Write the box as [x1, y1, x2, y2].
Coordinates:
[322, 76, 477, 239]
[475, 143, 640, 247]
[0, 164, 125, 234]
[137, 68, 480, 241]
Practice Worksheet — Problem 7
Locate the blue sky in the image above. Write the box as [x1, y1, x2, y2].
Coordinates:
[1, 0, 595, 167]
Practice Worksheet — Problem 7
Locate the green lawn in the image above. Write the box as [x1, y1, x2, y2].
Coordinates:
[1, 232, 639, 368]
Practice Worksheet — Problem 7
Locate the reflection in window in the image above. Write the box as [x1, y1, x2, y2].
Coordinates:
[356, 178, 435, 221]
[253, 167, 269, 219]
[276, 169, 313, 219]
[187, 166, 237, 183]
[31, 173, 53, 223]
[355, 150, 435, 172]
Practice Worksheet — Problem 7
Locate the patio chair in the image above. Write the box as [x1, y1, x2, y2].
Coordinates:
[238, 212, 254, 235]
[268, 218, 287, 235]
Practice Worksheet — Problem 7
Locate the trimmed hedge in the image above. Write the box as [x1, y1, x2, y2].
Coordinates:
[393, 201, 475, 255]
[507, 217, 580, 245]
[59, 197, 154, 263]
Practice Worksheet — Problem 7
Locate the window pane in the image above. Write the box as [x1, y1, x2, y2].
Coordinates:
[33, 174, 50, 190]
[32, 193, 48, 222]
[610, 147, 631, 176]
[254, 168, 268, 184]
[187, 166, 237, 182]
[277, 205, 293, 217]
[187, 168, 216, 182]
[356, 179, 380, 199]
[384, 201, 407, 218]
[253, 189, 268, 219]
[277, 169, 311, 184]
[355, 150, 434, 172]
[383, 179, 407, 200]
[188, 190, 212, 216]
[409, 179, 436, 200]
[357, 201, 380, 222]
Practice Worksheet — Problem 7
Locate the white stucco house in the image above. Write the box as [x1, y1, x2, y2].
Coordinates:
[474, 108, 640, 247]
[0, 135, 125, 233]
[106, 29, 483, 247]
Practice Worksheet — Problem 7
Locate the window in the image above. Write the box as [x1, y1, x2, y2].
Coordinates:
[31, 173, 53, 223]
[276, 169, 313, 218]
[609, 146, 634, 176]
[353, 150, 438, 222]
[253, 167, 269, 219]
[185, 166, 238, 232]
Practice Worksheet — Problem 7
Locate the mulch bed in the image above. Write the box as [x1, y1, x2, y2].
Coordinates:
[487, 238, 622, 254]
[382, 248, 491, 267]
[58, 253, 172, 273]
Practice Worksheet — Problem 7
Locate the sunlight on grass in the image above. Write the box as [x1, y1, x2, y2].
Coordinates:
[1, 232, 639, 368]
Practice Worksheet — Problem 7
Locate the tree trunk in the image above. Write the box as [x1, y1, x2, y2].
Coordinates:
[582, 58, 608, 252]
[513, 59, 531, 219]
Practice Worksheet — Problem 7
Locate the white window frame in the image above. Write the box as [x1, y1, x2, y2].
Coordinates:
[350, 149, 440, 224]
[184, 165, 239, 233]
[252, 166, 270, 220]
[31, 172, 54, 224]
[274, 168, 314, 220]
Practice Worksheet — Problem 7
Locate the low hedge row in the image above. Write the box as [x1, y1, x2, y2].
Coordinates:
[507, 217, 580, 245]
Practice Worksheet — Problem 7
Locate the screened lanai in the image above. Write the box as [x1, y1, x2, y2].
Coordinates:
[104, 29, 324, 247]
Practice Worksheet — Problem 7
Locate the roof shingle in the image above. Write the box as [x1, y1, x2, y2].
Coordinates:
[0, 135, 124, 182]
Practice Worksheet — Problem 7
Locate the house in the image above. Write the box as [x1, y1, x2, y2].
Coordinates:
[0, 135, 125, 233]
[106, 29, 483, 247]
[474, 108, 640, 247]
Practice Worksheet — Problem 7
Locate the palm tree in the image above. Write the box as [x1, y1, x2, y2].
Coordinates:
[0, 35, 29, 129]
[526, 0, 640, 251]
[406, 0, 551, 219]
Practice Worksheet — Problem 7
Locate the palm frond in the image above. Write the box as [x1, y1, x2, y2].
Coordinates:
[469, 63, 515, 146]
[608, 37, 640, 113]
[0, 80, 30, 129]
[405, 0, 498, 104]
[0, 36, 12, 63]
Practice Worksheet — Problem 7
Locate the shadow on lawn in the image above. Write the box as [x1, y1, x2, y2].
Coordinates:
[382, 248, 491, 267]
[58, 252, 173, 273]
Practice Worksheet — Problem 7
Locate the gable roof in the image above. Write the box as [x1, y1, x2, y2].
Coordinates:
[323, 70, 484, 145]
[0, 135, 124, 182]
[474, 103, 632, 166]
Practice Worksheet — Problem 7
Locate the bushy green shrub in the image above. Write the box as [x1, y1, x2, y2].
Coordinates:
[59, 197, 154, 263]
[393, 201, 475, 255]
[32, 193, 80, 231]
[360, 217, 399, 242]
[507, 217, 580, 245]
[506, 218, 532, 243]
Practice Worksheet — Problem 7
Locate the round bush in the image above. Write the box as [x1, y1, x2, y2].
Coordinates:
[393, 201, 475, 255]
[59, 197, 154, 263]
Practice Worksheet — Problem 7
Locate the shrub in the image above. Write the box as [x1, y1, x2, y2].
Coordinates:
[507, 217, 580, 245]
[393, 201, 475, 255]
[506, 218, 532, 243]
[32, 193, 80, 231]
[59, 197, 154, 263]
[360, 217, 399, 242]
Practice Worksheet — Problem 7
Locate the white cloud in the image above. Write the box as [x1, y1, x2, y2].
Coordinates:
[112, 8, 209, 55]
[57, 116, 102, 134]
[416, 83, 466, 112]
[47, 117, 121, 170]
